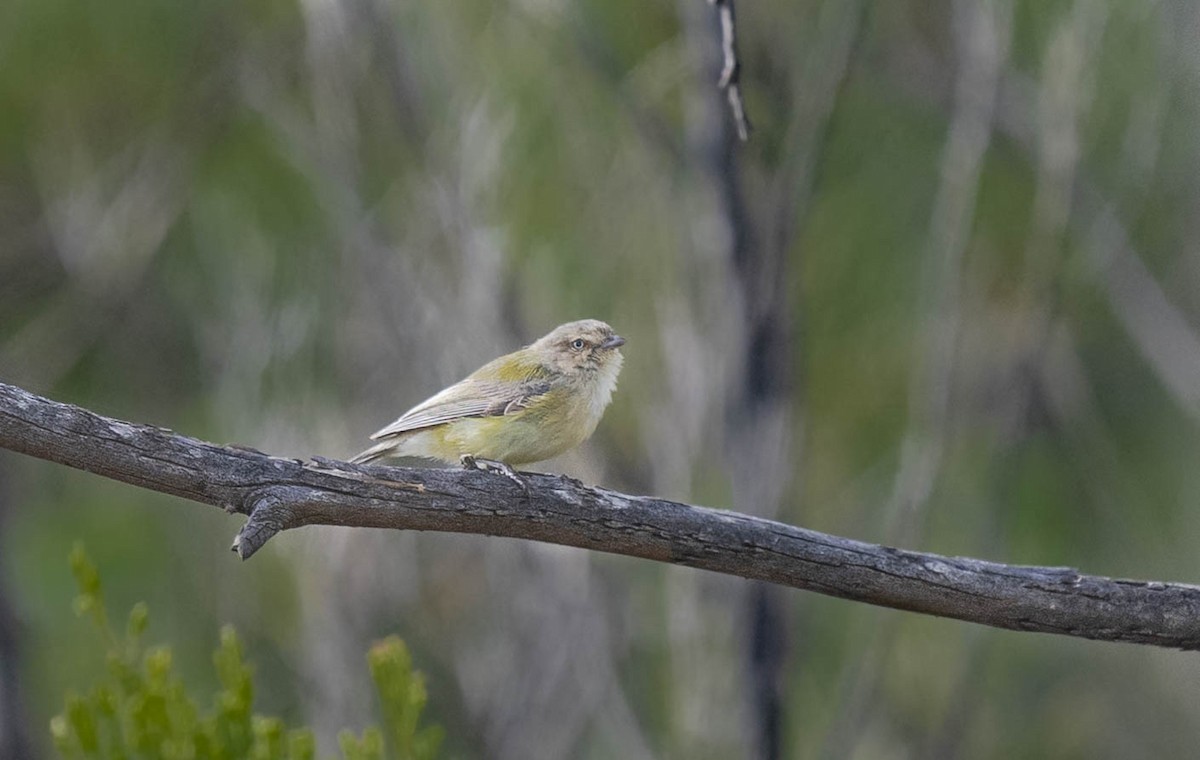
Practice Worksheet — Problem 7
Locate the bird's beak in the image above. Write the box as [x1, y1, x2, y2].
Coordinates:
[599, 334, 626, 350]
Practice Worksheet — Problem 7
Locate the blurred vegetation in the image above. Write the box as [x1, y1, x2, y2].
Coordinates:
[54, 545, 442, 760]
[3, 0, 1200, 757]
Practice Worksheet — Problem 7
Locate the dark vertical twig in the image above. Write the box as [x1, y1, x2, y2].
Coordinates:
[696, 0, 788, 746]
[708, 0, 752, 140]
[686, 3, 866, 755]
[747, 583, 785, 760]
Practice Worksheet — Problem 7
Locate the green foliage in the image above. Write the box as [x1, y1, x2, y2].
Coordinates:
[52, 545, 442, 760]
[367, 638, 444, 760]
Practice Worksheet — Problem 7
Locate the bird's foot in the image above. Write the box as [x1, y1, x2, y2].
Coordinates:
[460, 455, 529, 496]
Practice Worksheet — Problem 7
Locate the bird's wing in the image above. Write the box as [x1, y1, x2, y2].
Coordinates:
[369, 378, 552, 440]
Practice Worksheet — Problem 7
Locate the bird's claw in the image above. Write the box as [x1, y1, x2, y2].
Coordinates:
[460, 455, 529, 496]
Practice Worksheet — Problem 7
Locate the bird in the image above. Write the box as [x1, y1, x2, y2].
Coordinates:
[350, 319, 625, 478]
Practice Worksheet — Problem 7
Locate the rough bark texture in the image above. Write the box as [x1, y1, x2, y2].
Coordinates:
[2, 380, 1200, 649]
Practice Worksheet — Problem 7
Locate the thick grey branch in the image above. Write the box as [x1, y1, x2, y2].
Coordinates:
[2, 380, 1199, 649]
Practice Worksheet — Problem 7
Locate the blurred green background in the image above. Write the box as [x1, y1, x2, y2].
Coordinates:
[4, 0, 1200, 757]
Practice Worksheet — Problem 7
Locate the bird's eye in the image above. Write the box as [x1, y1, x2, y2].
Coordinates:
[570, 338, 586, 351]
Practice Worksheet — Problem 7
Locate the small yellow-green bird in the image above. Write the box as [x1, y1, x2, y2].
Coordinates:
[351, 319, 625, 472]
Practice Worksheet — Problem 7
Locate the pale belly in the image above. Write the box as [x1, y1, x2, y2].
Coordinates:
[394, 397, 602, 465]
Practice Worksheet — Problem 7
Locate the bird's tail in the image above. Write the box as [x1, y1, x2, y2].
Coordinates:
[349, 439, 396, 464]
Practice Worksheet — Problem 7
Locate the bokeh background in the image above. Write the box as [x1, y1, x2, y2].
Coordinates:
[4, 0, 1200, 757]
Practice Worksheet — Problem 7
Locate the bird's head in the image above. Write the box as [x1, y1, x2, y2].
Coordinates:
[532, 319, 626, 377]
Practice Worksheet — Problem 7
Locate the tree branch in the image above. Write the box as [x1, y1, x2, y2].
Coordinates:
[2, 379, 1199, 649]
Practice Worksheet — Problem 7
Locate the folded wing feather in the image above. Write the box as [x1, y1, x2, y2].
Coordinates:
[369, 379, 553, 439]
